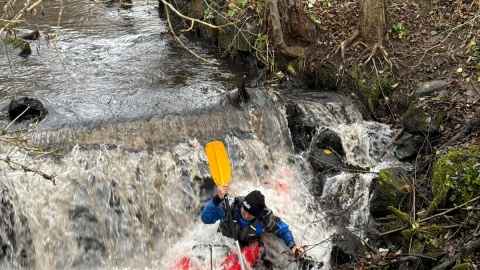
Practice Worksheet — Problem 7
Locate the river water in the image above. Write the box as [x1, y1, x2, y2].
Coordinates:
[0, 1, 403, 269]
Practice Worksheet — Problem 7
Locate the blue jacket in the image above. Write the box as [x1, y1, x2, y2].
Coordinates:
[201, 196, 296, 248]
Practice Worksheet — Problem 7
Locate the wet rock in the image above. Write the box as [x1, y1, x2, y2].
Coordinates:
[226, 75, 250, 107]
[6, 37, 31, 56]
[71, 237, 107, 269]
[414, 80, 449, 97]
[307, 129, 345, 177]
[21, 30, 40, 41]
[69, 206, 107, 269]
[314, 128, 345, 158]
[286, 104, 315, 152]
[330, 227, 367, 266]
[8, 97, 48, 122]
[0, 186, 35, 268]
[311, 173, 328, 199]
[369, 167, 411, 218]
[394, 132, 430, 160]
[401, 103, 445, 135]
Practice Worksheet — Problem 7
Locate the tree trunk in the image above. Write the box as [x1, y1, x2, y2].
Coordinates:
[268, 0, 316, 58]
[276, 0, 315, 45]
[358, 0, 387, 44]
[335, 0, 389, 64]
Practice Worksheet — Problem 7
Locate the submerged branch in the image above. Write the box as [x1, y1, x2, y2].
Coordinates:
[1, 156, 56, 184]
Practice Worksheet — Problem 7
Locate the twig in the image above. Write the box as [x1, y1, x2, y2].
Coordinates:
[3, 105, 30, 131]
[53, 0, 78, 83]
[471, 80, 480, 97]
[158, 0, 239, 30]
[163, 4, 218, 65]
[441, 108, 480, 148]
[339, 194, 364, 217]
[379, 127, 404, 158]
[418, 195, 480, 223]
[0, 0, 44, 36]
[378, 226, 407, 236]
[399, 253, 437, 260]
[1, 156, 56, 184]
[345, 227, 377, 253]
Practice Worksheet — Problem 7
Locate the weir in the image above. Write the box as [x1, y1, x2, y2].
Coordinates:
[1, 90, 404, 269]
[1, 97, 326, 269]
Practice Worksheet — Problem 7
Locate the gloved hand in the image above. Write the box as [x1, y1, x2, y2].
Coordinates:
[291, 245, 305, 258]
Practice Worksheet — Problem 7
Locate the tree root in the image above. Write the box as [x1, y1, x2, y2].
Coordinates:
[358, 41, 391, 67]
[334, 29, 359, 59]
[335, 30, 392, 67]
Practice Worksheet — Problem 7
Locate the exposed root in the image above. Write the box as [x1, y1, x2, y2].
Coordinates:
[334, 29, 359, 59]
[335, 30, 392, 68]
[359, 41, 391, 67]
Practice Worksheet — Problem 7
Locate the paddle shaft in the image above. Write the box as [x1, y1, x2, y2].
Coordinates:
[224, 195, 246, 270]
[205, 141, 246, 270]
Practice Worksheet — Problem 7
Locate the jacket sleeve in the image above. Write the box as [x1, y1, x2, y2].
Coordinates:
[261, 211, 296, 248]
[200, 196, 225, 224]
[273, 220, 296, 248]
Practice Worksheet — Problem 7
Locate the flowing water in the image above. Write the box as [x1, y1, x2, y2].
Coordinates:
[0, 1, 405, 269]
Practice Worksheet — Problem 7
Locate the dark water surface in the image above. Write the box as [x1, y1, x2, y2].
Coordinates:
[0, 0, 255, 129]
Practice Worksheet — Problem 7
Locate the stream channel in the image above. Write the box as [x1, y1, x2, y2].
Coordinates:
[0, 0, 407, 269]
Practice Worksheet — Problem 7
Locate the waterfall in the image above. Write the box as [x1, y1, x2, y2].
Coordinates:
[0, 92, 324, 269]
[290, 91, 404, 241]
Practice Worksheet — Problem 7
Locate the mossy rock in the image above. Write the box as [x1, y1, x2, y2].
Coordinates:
[6, 37, 32, 56]
[401, 102, 445, 134]
[430, 146, 480, 207]
[349, 67, 392, 117]
[370, 167, 411, 218]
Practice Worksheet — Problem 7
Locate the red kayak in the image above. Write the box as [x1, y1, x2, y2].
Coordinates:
[173, 242, 261, 270]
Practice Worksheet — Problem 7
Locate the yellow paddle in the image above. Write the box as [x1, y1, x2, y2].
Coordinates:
[205, 141, 231, 186]
[205, 141, 246, 270]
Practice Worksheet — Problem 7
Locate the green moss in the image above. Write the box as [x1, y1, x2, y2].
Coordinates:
[401, 103, 445, 133]
[430, 146, 480, 206]
[349, 67, 392, 117]
[421, 224, 444, 235]
[401, 227, 417, 239]
[374, 168, 411, 214]
[452, 263, 471, 270]
[380, 221, 404, 232]
[388, 206, 413, 225]
[410, 239, 424, 253]
[378, 169, 408, 193]
[420, 186, 448, 218]
[423, 251, 447, 259]
[7, 37, 31, 55]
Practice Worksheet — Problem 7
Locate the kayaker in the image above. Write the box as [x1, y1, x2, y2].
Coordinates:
[201, 185, 305, 268]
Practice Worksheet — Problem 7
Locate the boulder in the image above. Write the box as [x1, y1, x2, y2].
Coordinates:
[8, 97, 47, 122]
[369, 167, 411, 218]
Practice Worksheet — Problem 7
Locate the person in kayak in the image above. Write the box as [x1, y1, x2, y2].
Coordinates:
[201, 184, 305, 268]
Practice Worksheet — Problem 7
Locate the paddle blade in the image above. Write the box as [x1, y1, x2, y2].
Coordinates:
[205, 141, 231, 186]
